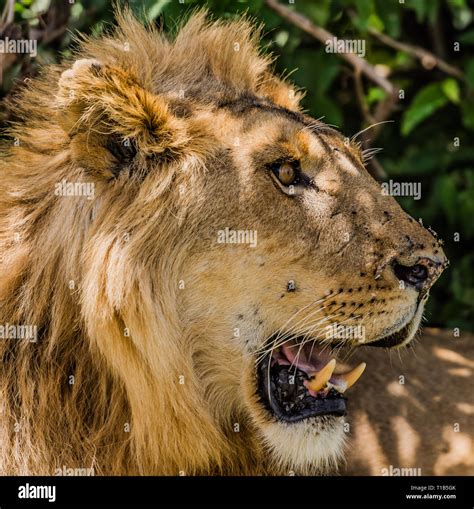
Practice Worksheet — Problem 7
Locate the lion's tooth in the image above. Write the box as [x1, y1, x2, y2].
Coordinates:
[306, 359, 336, 392]
[338, 362, 366, 391]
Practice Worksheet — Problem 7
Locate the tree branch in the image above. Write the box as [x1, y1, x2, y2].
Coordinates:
[265, 0, 396, 95]
[368, 28, 464, 81]
[0, 0, 15, 30]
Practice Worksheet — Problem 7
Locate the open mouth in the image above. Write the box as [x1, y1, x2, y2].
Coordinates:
[257, 336, 366, 423]
[257, 306, 422, 423]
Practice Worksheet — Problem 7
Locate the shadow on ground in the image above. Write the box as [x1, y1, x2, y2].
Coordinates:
[343, 327, 474, 475]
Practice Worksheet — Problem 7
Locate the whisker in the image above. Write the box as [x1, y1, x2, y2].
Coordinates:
[289, 300, 363, 364]
[362, 147, 383, 162]
[288, 311, 346, 374]
[255, 307, 330, 365]
[256, 292, 335, 355]
[283, 300, 364, 372]
[255, 293, 336, 361]
[351, 120, 394, 142]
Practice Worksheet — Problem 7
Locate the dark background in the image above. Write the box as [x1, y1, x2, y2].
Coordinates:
[1, 0, 473, 331]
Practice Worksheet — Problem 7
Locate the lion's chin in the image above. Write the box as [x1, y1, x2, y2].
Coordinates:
[259, 415, 347, 475]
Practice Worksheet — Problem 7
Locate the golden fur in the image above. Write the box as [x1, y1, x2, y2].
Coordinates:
[0, 10, 449, 475]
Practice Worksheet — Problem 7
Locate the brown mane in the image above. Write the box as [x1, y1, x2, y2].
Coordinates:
[0, 9, 295, 475]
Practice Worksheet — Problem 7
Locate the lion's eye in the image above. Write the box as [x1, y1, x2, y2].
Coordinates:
[268, 160, 309, 196]
[272, 162, 300, 186]
[275, 162, 297, 186]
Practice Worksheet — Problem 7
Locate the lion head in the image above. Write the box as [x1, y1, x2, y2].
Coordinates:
[0, 11, 447, 475]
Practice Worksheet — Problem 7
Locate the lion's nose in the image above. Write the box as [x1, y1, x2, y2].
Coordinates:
[392, 257, 446, 292]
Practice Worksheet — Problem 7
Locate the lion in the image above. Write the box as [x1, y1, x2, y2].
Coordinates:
[0, 10, 449, 476]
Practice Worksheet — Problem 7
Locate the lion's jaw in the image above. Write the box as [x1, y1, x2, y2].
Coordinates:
[178, 315, 347, 475]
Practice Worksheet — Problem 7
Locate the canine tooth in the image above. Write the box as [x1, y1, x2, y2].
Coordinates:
[339, 362, 366, 390]
[306, 359, 336, 392]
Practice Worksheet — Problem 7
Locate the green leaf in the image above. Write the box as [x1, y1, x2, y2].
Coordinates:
[426, 0, 441, 23]
[451, 5, 473, 29]
[434, 175, 457, 224]
[352, 0, 380, 31]
[366, 86, 387, 105]
[274, 30, 289, 48]
[465, 59, 474, 89]
[447, 0, 466, 8]
[407, 0, 428, 22]
[459, 29, 474, 45]
[71, 2, 84, 19]
[30, 0, 50, 14]
[367, 13, 384, 31]
[401, 83, 449, 135]
[441, 78, 460, 103]
[297, 1, 331, 27]
[282, 49, 339, 97]
[375, 0, 401, 38]
[148, 0, 173, 21]
[407, 0, 440, 23]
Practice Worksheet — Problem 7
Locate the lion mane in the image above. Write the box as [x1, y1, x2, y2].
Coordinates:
[0, 10, 292, 475]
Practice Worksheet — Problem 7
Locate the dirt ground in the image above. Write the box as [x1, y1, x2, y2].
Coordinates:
[342, 327, 474, 476]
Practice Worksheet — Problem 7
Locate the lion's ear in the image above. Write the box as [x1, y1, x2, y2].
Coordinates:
[56, 59, 189, 177]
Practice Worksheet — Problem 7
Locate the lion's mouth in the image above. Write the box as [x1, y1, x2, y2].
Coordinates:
[257, 336, 366, 423]
[257, 305, 423, 423]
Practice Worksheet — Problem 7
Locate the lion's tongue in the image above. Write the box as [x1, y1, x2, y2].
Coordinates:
[278, 341, 366, 396]
[280, 342, 332, 372]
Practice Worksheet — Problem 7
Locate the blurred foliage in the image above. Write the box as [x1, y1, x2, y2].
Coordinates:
[1, 0, 473, 331]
